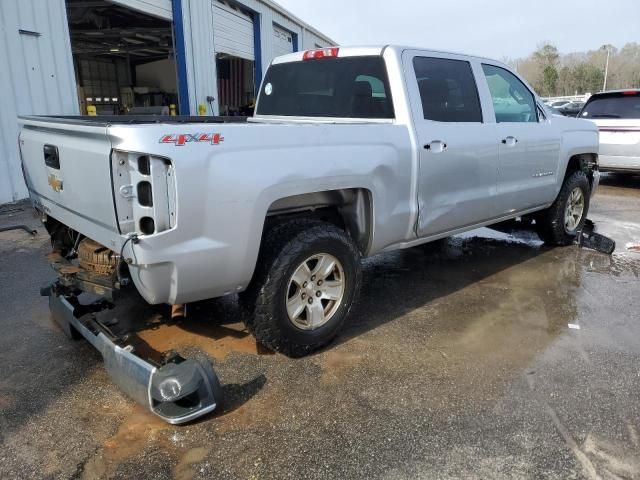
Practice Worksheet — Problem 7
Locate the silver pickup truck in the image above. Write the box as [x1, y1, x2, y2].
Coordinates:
[19, 46, 599, 423]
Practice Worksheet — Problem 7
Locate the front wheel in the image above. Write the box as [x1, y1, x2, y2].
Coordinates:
[537, 170, 591, 245]
[241, 219, 362, 357]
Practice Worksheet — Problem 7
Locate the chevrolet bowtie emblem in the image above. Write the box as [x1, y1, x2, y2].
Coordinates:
[48, 174, 63, 192]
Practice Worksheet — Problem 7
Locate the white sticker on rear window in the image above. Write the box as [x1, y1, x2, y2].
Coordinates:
[265, 83, 273, 96]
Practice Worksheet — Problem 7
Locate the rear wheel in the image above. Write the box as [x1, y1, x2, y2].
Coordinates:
[537, 170, 590, 245]
[241, 219, 361, 357]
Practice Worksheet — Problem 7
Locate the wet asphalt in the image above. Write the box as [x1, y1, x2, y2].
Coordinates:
[1, 174, 639, 480]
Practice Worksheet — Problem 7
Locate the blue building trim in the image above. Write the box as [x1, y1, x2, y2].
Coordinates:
[253, 12, 262, 95]
[172, 0, 190, 115]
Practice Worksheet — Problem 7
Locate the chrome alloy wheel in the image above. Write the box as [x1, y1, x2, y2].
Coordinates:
[285, 253, 345, 330]
[564, 187, 585, 232]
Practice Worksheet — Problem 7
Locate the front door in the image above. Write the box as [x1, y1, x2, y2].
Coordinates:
[405, 53, 500, 237]
[480, 63, 562, 213]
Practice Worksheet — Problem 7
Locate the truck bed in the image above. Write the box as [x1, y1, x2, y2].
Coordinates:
[18, 115, 248, 126]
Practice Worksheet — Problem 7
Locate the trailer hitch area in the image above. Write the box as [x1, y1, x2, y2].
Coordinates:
[578, 219, 616, 255]
[44, 284, 223, 425]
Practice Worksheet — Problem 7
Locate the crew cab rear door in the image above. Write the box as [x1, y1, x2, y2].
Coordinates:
[403, 51, 500, 237]
[19, 117, 120, 242]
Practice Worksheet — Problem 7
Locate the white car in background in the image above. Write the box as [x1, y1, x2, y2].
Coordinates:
[548, 100, 572, 108]
[580, 90, 640, 173]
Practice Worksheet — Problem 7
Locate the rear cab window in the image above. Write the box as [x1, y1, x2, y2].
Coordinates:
[580, 92, 640, 119]
[412, 56, 483, 122]
[256, 56, 394, 119]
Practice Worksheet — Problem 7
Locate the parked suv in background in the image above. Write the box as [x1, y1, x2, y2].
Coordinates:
[580, 90, 640, 173]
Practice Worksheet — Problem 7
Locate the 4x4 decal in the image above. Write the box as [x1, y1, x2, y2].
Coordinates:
[159, 133, 224, 146]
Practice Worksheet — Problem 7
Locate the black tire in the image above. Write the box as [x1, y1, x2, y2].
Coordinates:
[537, 170, 591, 245]
[241, 219, 362, 357]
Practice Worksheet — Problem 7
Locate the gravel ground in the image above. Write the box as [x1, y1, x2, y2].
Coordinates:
[1, 174, 639, 480]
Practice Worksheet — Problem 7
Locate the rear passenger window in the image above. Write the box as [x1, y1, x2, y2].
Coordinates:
[413, 57, 483, 122]
[482, 64, 537, 123]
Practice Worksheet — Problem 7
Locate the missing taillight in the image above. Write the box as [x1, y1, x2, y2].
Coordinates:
[140, 217, 155, 235]
[112, 150, 176, 236]
[137, 181, 153, 207]
[138, 156, 151, 175]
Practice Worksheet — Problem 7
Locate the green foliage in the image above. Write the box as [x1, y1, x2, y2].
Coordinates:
[541, 65, 559, 97]
[510, 42, 640, 96]
[533, 43, 560, 67]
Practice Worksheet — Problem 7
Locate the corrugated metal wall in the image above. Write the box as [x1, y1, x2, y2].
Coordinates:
[0, 0, 78, 204]
[110, 0, 173, 20]
[0, 0, 334, 202]
[180, 0, 218, 115]
[182, 0, 334, 115]
[241, 0, 333, 69]
[213, 0, 255, 61]
[272, 24, 294, 59]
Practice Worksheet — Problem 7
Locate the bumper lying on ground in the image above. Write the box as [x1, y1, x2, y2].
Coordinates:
[46, 289, 223, 425]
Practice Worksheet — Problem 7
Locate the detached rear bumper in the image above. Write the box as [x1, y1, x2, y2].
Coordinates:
[46, 288, 223, 424]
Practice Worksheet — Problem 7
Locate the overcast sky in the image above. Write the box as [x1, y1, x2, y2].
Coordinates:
[275, 0, 640, 60]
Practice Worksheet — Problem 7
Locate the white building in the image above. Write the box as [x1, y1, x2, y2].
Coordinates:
[0, 0, 335, 204]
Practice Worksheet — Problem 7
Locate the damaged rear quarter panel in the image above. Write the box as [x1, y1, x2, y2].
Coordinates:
[107, 122, 415, 304]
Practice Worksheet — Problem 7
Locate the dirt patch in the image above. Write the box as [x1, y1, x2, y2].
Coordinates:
[81, 406, 171, 479]
[0, 230, 47, 251]
[173, 447, 210, 480]
[0, 393, 15, 410]
[319, 349, 365, 385]
[583, 433, 640, 479]
[137, 321, 273, 361]
[79, 406, 216, 479]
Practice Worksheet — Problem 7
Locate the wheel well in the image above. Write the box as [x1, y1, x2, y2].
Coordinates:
[265, 189, 373, 255]
[566, 153, 598, 186]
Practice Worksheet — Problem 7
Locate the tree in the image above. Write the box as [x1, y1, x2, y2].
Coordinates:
[541, 65, 559, 96]
[533, 43, 560, 67]
[515, 42, 640, 96]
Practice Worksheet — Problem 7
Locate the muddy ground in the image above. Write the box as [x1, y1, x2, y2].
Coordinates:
[1, 174, 639, 480]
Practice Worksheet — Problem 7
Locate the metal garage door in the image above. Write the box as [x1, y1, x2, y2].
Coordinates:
[213, 0, 254, 61]
[109, 0, 172, 20]
[272, 24, 294, 59]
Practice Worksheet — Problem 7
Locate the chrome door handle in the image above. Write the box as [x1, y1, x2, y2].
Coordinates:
[501, 136, 518, 146]
[424, 140, 447, 153]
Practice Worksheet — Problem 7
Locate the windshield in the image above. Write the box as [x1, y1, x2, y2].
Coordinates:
[580, 92, 640, 119]
[256, 56, 394, 119]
